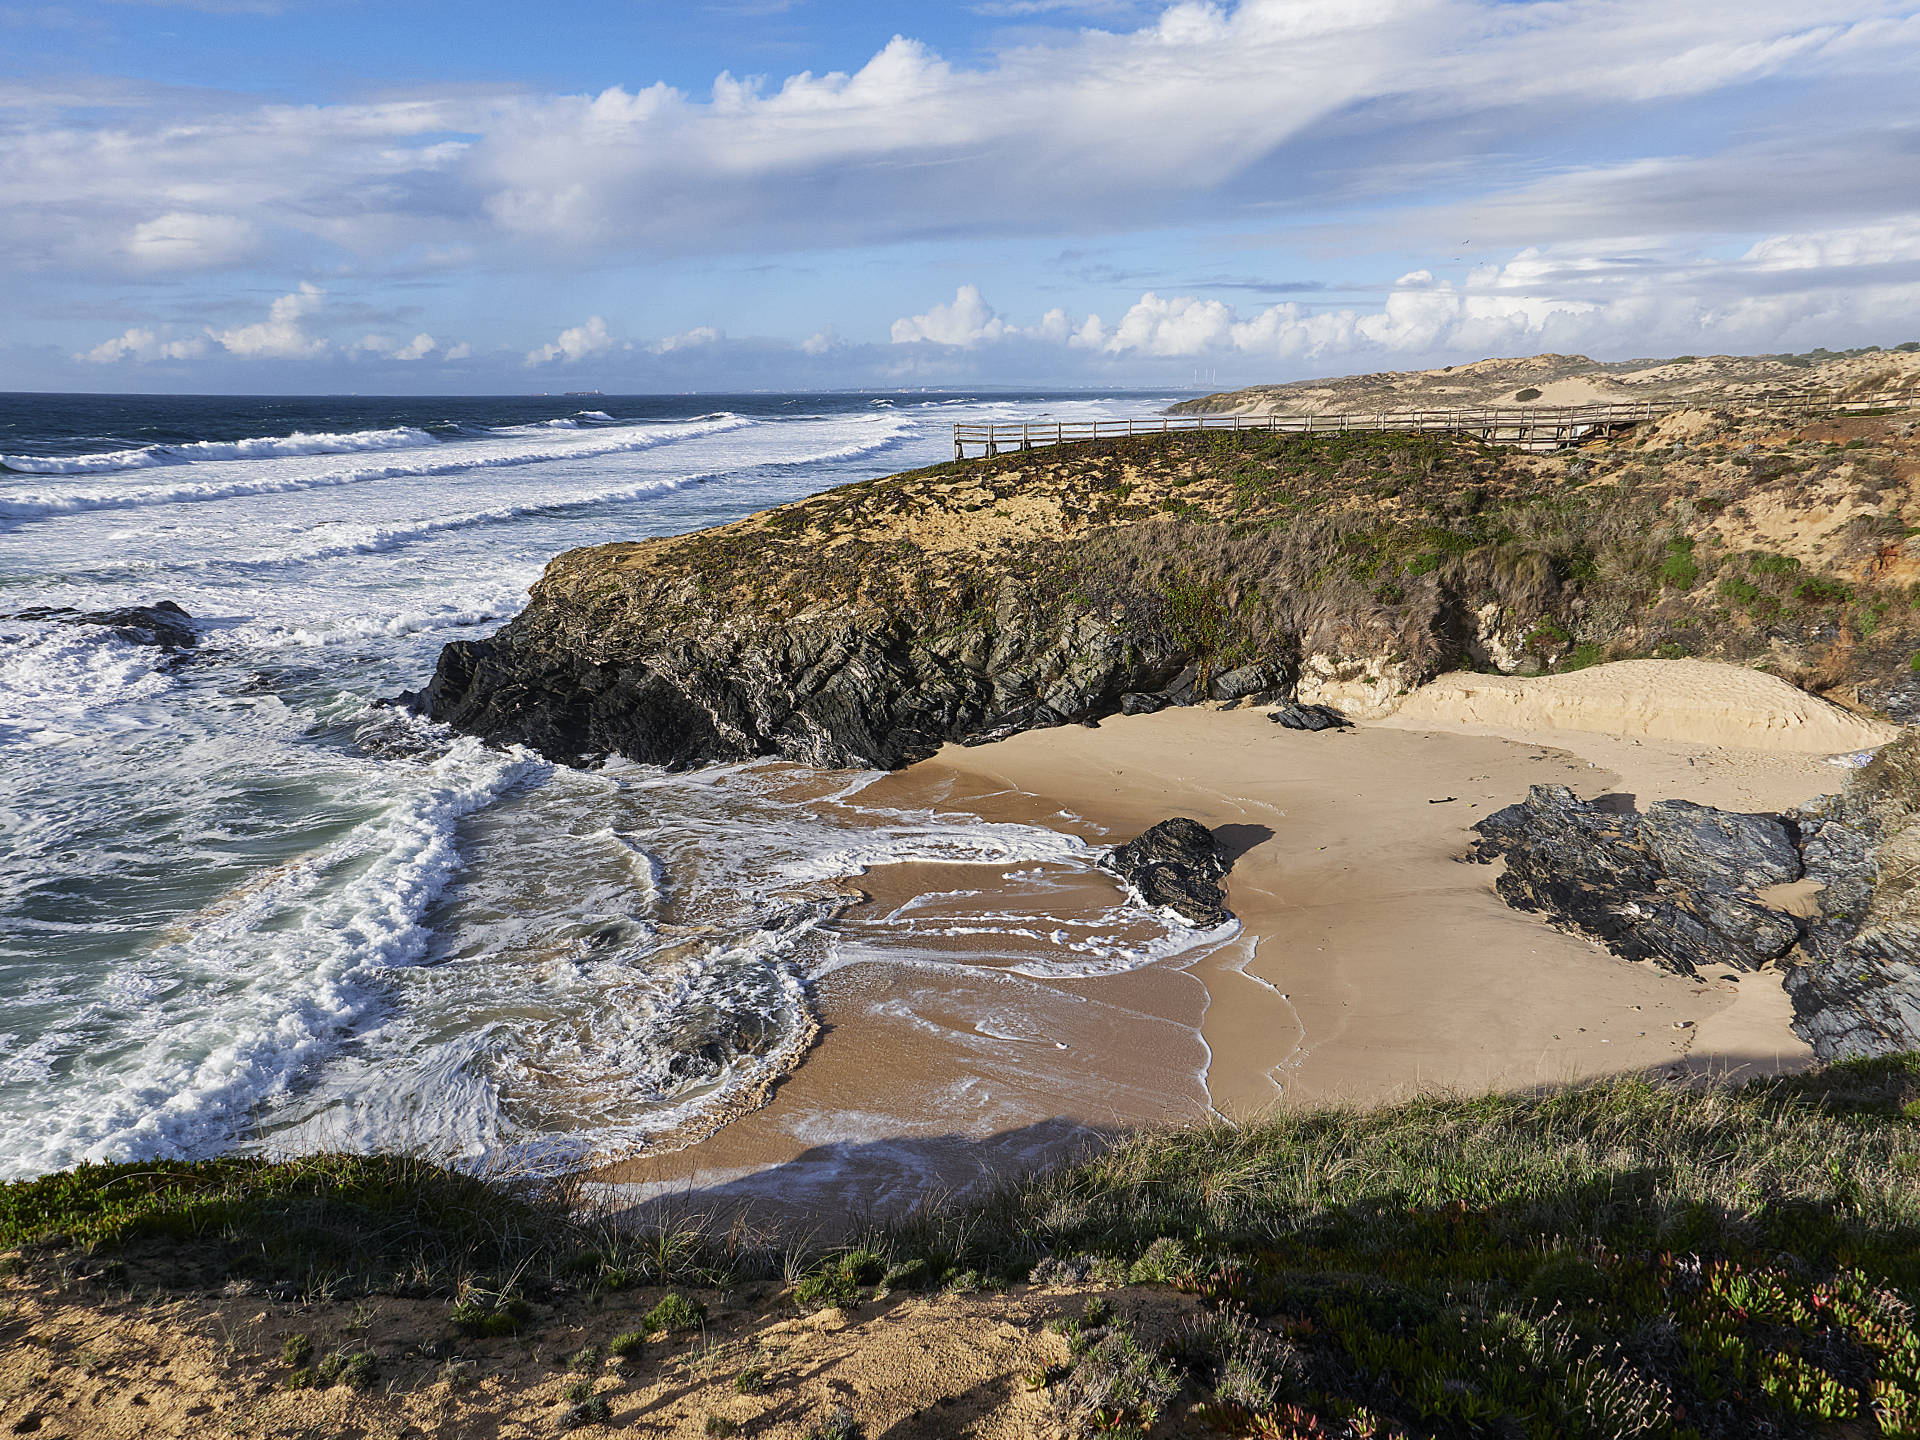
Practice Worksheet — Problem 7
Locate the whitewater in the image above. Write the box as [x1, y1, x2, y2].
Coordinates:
[0, 389, 1217, 1181]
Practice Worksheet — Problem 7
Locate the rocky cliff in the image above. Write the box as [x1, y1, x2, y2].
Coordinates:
[425, 407, 1920, 769]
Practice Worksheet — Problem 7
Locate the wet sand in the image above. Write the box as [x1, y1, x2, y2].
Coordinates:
[611, 704, 1842, 1222]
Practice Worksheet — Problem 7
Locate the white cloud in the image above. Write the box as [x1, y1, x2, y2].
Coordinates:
[79, 326, 208, 363]
[897, 219, 1920, 370]
[891, 285, 1016, 346]
[121, 210, 258, 270]
[650, 324, 721, 354]
[442, 341, 473, 361]
[394, 332, 436, 360]
[525, 315, 612, 365]
[3, 2, 1913, 283]
[208, 283, 327, 358]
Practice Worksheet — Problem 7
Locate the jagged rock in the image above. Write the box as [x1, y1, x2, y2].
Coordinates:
[1777, 754, 1920, 1059]
[1120, 692, 1169, 716]
[8, 600, 198, 651]
[1469, 786, 1802, 974]
[1472, 757, 1920, 1060]
[1098, 817, 1233, 928]
[1637, 799, 1801, 891]
[1208, 662, 1285, 704]
[1267, 702, 1350, 732]
[426, 605, 1197, 769]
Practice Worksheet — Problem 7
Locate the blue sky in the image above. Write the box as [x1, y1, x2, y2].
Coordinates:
[4, 0, 1919, 393]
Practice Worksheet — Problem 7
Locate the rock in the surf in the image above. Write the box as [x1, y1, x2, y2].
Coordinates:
[1098, 817, 1233, 928]
[6, 600, 198, 653]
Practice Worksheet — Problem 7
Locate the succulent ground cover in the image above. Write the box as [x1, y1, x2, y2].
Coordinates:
[9, 1058, 1920, 1436]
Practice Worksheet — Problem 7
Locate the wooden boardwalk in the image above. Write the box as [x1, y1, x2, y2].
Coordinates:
[951, 388, 1920, 460]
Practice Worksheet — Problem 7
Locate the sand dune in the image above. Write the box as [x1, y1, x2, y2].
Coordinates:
[1387, 659, 1899, 753]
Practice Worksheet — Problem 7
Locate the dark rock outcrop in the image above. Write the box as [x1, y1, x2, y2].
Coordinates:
[1777, 747, 1920, 1060]
[425, 600, 1219, 771]
[1098, 818, 1233, 928]
[1268, 702, 1350, 732]
[7, 600, 198, 652]
[1468, 786, 1803, 975]
[1470, 752, 1920, 1061]
[1208, 662, 1285, 705]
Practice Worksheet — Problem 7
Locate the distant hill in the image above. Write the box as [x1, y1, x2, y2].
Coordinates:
[1166, 344, 1920, 416]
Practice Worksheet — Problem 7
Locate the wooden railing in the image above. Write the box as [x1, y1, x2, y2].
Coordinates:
[951, 388, 1920, 460]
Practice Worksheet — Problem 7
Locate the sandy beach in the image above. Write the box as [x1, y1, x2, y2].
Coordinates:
[613, 662, 1883, 1221]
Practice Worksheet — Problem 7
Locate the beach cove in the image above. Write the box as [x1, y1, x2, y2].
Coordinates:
[614, 664, 1885, 1217]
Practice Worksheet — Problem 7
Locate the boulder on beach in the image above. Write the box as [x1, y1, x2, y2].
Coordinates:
[1268, 702, 1350, 732]
[1098, 817, 1233, 928]
[1469, 785, 1803, 975]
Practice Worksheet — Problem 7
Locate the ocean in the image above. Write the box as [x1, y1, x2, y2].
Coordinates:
[0, 388, 1211, 1181]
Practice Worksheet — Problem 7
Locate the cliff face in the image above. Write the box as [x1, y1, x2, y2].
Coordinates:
[425, 409, 1920, 769]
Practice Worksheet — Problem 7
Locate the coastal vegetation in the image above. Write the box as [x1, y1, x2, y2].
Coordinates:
[9, 1057, 1920, 1436]
[425, 407, 1920, 769]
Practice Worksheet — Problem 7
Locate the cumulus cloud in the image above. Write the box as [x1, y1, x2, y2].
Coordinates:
[394, 332, 436, 360]
[898, 218, 1920, 370]
[208, 283, 327, 358]
[890, 285, 1015, 347]
[80, 326, 208, 363]
[651, 325, 721, 354]
[525, 315, 613, 365]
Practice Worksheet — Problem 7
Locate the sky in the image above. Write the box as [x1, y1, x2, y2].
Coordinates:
[3, 0, 1919, 393]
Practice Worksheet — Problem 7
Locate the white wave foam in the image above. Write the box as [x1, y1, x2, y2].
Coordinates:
[0, 426, 440, 475]
[0, 739, 543, 1178]
[0, 415, 754, 527]
[777, 820, 1095, 882]
[0, 621, 176, 747]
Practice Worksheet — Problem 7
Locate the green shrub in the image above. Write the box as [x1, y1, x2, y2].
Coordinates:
[793, 1250, 885, 1313]
[1127, 1236, 1198, 1286]
[450, 1288, 531, 1337]
[640, 1291, 707, 1335]
[607, 1330, 647, 1358]
[1056, 1320, 1179, 1436]
[1514, 388, 1543, 402]
[1658, 537, 1699, 590]
[1795, 576, 1853, 604]
[314, 1349, 377, 1389]
[1559, 642, 1605, 672]
[561, 1388, 612, 1428]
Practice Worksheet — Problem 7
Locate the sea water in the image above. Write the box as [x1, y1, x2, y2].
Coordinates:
[0, 390, 1210, 1180]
